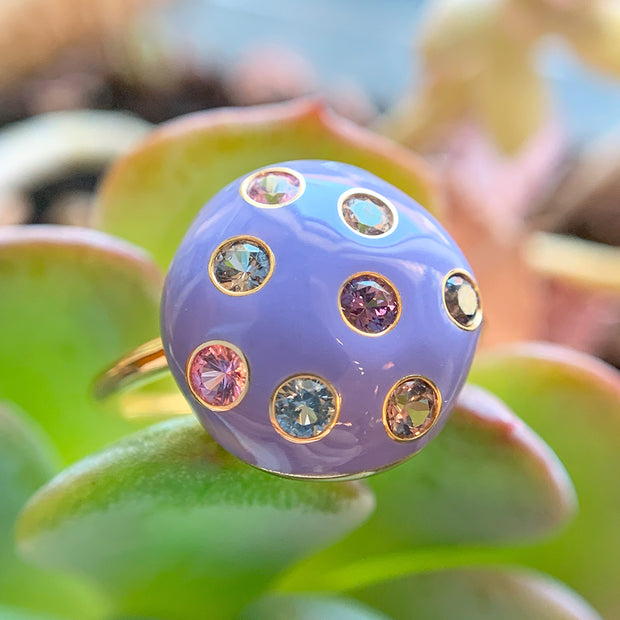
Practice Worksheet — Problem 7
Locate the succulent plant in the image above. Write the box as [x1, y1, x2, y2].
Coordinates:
[1, 100, 619, 620]
[0, 111, 152, 226]
[380, 0, 620, 153]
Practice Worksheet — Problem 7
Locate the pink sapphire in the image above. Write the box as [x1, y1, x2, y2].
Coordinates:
[340, 274, 399, 334]
[188, 343, 248, 409]
[245, 170, 302, 206]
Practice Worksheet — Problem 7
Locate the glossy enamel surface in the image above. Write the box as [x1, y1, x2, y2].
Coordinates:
[161, 160, 480, 478]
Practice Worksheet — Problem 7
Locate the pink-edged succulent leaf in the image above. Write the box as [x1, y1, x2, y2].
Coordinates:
[525, 232, 620, 295]
[96, 98, 439, 269]
[470, 343, 620, 618]
[276, 384, 575, 592]
[15, 417, 374, 620]
[0, 226, 163, 463]
[0, 402, 105, 619]
[350, 568, 601, 620]
[437, 120, 565, 347]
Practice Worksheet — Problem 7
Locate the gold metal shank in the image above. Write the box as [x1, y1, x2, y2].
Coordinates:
[118, 392, 191, 419]
[208, 235, 276, 297]
[93, 337, 169, 400]
[239, 166, 306, 208]
[185, 340, 250, 412]
[269, 373, 341, 444]
[338, 271, 402, 337]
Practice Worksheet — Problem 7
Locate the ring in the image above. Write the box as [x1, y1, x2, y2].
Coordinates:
[94, 337, 168, 399]
[95, 159, 482, 480]
[94, 338, 193, 419]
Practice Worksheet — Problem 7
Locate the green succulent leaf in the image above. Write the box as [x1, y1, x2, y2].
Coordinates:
[277, 384, 575, 591]
[238, 595, 391, 620]
[0, 225, 163, 462]
[351, 568, 601, 620]
[0, 401, 57, 558]
[0, 402, 106, 619]
[96, 98, 439, 269]
[470, 343, 620, 619]
[0, 606, 65, 620]
[16, 417, 375, 620]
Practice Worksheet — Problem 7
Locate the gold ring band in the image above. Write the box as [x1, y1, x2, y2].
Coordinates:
[94, 337, 169, 400]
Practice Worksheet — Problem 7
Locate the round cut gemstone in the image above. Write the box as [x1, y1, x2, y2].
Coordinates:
[340, 191, 396, 236]
[385, 377, 440, 440]
[444, 271, 481, 329]
[340, 274, 400, 335]
[272, 375, 338, 441]
[188, 343, 248, 410]
[211, 238, 271, 294]
[244, 169, 302, 206]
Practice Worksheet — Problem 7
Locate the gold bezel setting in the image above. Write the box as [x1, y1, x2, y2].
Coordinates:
[383, 375, 442, 442]
[338, 271, 402, 337]
[186, 340, 250, 412]
[270, 373, 341, 444]
[442, 268, 483, 331]
[240, 166, 306, 208]
[337, 187, 399, 238]
[208, 235, 275, 297]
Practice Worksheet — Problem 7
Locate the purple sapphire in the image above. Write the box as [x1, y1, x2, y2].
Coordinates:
[339, 274, 400, 335]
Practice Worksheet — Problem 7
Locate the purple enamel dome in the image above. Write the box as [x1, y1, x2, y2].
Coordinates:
[161, 160, 481, 479]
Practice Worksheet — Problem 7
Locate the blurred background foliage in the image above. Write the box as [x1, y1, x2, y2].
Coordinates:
[1, 0, 618, 363]
[0, 1, 619, 619]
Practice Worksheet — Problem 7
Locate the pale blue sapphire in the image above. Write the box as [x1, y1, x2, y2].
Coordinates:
[272, 376, 338, 440]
